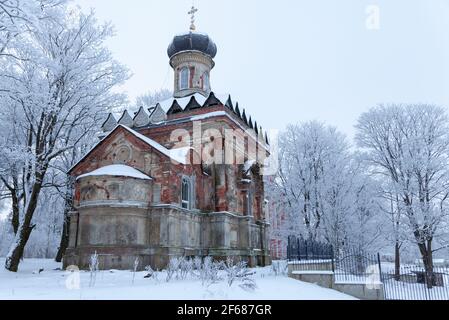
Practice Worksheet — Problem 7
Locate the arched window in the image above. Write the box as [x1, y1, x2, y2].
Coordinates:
[203, 72, 210, 91]
[181, 176, 195, 209]
[245, 189, 253, 217]
[179, 67, 189, 90]
[181, 177, 190, 209]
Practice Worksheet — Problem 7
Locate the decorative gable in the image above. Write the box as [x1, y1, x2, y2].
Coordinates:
[102, 113, 117, 132]
[167, 100, 183, 115]
[149, 104, 167, 123]
[133, 107, 151, 127]
[118, 110, 133, 127]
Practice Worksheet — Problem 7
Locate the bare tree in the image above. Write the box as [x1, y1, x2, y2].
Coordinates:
[356, 104, 449, 288]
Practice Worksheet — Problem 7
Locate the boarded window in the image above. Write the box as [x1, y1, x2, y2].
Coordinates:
[153, 183, 161, 204]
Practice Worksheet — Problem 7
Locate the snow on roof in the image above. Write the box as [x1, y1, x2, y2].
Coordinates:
[76, 165, 152, 181]
[189, 111, 227, 121]
[152, 93, 230, 113]
[169, 146, 193, 164]
[123, 126, 188, 164]
[69, 125, 188, 174]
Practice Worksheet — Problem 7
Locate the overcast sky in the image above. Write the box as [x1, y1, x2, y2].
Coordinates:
[74, 0, 449, 140]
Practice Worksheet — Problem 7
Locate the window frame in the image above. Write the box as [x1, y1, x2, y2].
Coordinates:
[179, 67, 189, 90]
[245, 188, 253, 217]
[203, 72, 210, 91]
[181, 176, 195, 210]
[181, 177, 190, 209]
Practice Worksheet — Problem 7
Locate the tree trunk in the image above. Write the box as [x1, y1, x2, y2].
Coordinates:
[5, 171, 45, 272]
[55, 213, 70, 262]
[4, 223, 35, 272]
[418, 239, 434, 289]
[11, 191, 19, 234]
[55, 176, 74, 263]
[394, 241, 400, 281]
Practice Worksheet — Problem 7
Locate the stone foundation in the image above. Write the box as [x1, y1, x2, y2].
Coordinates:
[63, 204, 271, 270]
[287, 263, 384, 300]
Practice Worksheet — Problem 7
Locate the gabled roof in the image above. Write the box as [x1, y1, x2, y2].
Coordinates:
[133, 106, 151, 127]
[167, 100, 183, 115]
[101, 113, 117, 132]
[203, 92, 221, 107]
[69, 125, 188, 174]
[150, 92, 229, 113]
[184, 96, 202, 111]
[118, 110, 133, 127]
[148, 104, 167, 123]
[77, 164, 152, 181]
[242, 109, 248, 125]
[234, 103, 241, 118]
[225, 95, 234, 111]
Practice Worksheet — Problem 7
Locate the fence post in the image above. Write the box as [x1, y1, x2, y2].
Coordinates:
[331, 245, 335, 273]
[297, 238, 300, 261]
[305, 240, 308, 260]
[377, 253, 382, 282]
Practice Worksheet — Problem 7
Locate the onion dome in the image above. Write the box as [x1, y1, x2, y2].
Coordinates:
[167, 32, 217, 59]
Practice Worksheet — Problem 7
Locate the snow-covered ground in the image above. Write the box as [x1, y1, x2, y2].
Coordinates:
[0, 258, 356, 300]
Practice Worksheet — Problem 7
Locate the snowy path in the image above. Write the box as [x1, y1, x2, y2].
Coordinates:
[0, 258, 356, 300]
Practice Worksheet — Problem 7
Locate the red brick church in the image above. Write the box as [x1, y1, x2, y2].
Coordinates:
[63, 11, 272, 270]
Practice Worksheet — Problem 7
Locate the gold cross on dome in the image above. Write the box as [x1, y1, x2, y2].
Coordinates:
[188, 5, 198, 31]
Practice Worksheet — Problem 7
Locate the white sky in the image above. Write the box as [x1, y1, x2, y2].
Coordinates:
[1, 0, 448, 221]
[73, 0, 449, 140]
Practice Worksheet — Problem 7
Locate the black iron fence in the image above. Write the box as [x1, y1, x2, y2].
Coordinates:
[287, 236, 334, 272]
[334, 247, 381, 284]
[381, 265, 449, 300]
[286, 237, 449, 300]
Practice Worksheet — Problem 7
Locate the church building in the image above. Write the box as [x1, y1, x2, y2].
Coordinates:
[64, 9, 271, 270]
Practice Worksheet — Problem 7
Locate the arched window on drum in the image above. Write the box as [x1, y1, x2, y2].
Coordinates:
[179, 67, 189, 90]
[202, 72, 210, 91]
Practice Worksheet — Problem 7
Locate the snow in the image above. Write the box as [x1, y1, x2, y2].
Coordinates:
[152, 93, 230, 113]
[169, 147, 193, 164]
[288, 259, 333, 265]
[123, 126, 188, 165]
[76, 165, 152, 181]
[383, 278, 449, 300]
[70, 125, 189, 171]
[292, 271, 334, 275]
[243, 160, 256, 173]
[0, 258, 356, 300]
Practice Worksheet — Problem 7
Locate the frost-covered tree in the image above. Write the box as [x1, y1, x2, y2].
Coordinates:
[53, 122, 103, 262]
[134, 89, 172, 109]
[376, 179, 408, 279]
[272, 121, 382, 253]
[344, 159, 385, 252]
[356, 104, 449, 288]
[274, 122, 349, 245]
[0, 0, 65, 55]
[0, 3, 129, 271]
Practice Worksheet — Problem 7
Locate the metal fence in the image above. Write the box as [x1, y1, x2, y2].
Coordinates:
[287, 236, 334, 272]
[286, 237, 449, 300]
[334, 247, 381, 284]
[381, 265, 449, 300]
